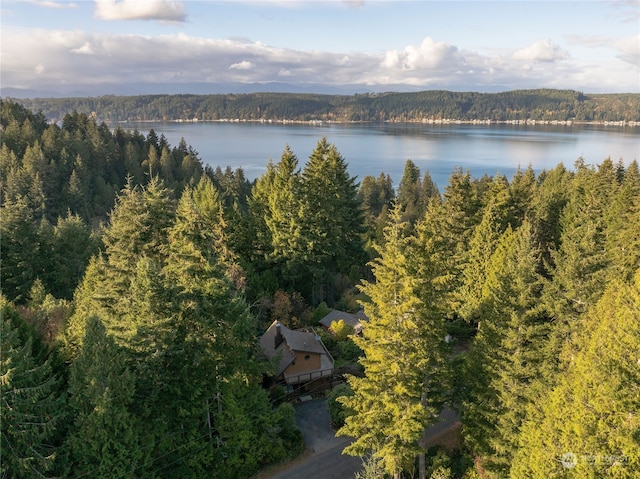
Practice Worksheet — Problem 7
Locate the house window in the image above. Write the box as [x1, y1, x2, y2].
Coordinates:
[304, 355, 311, 361]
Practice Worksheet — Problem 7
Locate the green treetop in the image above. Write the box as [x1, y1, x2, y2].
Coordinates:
[512, 269, 640, 478]
[338, 206, 447, 478]
[1, 298, 65, 478]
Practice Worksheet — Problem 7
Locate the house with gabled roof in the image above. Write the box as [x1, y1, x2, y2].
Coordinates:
[319, 309, 367, 335]
[259, 320, 334, 385]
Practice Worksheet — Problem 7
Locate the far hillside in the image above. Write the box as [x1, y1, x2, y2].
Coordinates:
[12, 89, 640, 123]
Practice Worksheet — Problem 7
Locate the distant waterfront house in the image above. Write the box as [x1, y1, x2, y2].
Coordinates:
[259, 321, 334, 385]
[319, 309, 367, 336]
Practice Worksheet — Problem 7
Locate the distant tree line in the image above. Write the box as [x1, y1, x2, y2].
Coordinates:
[12, 89, 640, 123]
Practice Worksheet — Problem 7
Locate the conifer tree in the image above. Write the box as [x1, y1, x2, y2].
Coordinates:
[160, 145, 175, 183]
[246, 161, 279, 293]
[0, 195, 42, 302]
[418, 170, 441, 210]
[507, 164, 537, 223]
[1, 298, 65, 478]
[358, 173, 395, 220]
[49, 212, 99, 300]
[605, 160, 640, 281]
[396, 161, 441, 227]
[457, 176, 513, 321]
[528, 163, 571, 263]
[299, 138, 365, 303]
[461, 221, 550, 474]
[338, 206, 447, 478]
[543, 165, 610, 369]
[397, 159, 423, 225]
[65, 177, 175, 355]
[191, 175, 242, 283]
[262, 146, 307, 287]
[358, 173, 395, 258]
[102, 177, 175, 281]
[64, 315, 146, 478]
[414, 167, 481, 315]
[512, 270, 640, 478]
[147, 186, 272, 477]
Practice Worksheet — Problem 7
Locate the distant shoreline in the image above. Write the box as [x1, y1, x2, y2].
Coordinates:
[110, 118, 640, 127]
[10, 89, 640, 125]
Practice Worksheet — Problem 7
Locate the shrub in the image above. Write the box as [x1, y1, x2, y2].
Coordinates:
[327, 383, 354, 429]
[329, 319, 352, 341]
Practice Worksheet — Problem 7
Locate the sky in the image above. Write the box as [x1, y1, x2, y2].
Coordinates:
[1, 0, 639, 96]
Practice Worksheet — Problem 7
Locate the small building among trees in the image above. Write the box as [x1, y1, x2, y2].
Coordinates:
[319, 309, 367, 336]
[259, 320, 334, 385]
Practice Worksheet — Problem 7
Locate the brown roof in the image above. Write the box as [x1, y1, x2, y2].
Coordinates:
[259, 320, 328, 377]
[281, 328, 326, 354]
[319, 309, 366, 333]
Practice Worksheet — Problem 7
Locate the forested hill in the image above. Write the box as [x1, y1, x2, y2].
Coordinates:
[14, 89, 640, 123]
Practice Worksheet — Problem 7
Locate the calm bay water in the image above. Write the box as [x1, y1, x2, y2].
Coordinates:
[121, 122, 639, 189]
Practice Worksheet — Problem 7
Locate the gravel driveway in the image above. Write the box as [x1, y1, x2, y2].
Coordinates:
[255, 398, 460, 479]
[294, 397, 349, 455]
[254, 397, 362, 479]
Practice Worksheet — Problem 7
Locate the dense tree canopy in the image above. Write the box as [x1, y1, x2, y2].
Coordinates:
[13, 89, 640, 123]
[2, 96, 639, 478]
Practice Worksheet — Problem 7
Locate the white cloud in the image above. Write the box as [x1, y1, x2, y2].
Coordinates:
[615, 34, 640, 66]
[94, 0, 186, 22]
[71, 42, 94, 55]
[27, 0, 78, 8]
[229, 61, 254, 70]
[383, 37, 461, 71]
[1, 28, 637, 94]
[513, 39, 569, 63]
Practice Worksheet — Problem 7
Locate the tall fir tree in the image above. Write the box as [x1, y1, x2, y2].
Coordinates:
[605, 160, 640, 281]
[528, 162, 571, 266]
[543, 164, 610, 372]
[1, 298, 65, 478]
[460, 221, 550, 475]
[338, 206, 447, 478]
[146, 186, 279, 478]
[512, 269, 640, 478]
[396, 159, 423, 225]
[48, 212, 100, 300]
[0, 195, 46, 303]
[358, 173, 395, 260]
[66, 177, 176, 355]
[414, 167, 481, 315]
[299, 138, 365, 304]
[264, 146, 307, 288]
[64, 315, 146, 478]
[457, 176, 513, 321]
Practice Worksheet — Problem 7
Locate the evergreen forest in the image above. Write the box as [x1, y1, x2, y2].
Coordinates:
[1, 98, 639, 478]
[14, 89, 640, 123]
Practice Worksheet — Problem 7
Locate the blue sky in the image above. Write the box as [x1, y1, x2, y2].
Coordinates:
[1, 0, 639, 95]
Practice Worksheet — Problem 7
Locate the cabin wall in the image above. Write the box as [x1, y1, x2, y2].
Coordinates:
[285, 351, 321, 375]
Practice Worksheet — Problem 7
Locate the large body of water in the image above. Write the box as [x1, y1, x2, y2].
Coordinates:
[122, 122, 639, 189]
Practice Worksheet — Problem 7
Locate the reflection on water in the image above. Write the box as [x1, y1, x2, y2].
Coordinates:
[118, 122, 639, 189]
